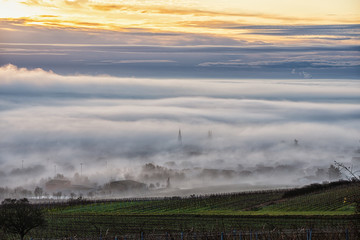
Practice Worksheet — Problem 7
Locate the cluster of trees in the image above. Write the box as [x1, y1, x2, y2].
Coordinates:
[0, 185, 94, 201]
[0, 198, 46, 240]
[0, 187, 32, 199]
[0, 186, 48, 200]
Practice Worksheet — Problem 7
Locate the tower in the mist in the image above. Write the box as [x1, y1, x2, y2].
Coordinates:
[166, 177, 171, 188]
[178, 129, 182, 144]
[208, 130, 213, 139]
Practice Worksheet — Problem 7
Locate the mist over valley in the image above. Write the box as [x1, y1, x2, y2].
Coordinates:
[0, 65, 359, 199]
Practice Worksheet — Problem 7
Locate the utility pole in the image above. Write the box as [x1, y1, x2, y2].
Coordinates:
[208, 130, 213, 139]
[178, 129, 182, 145]
[166, 177, 171, 188]
[80, 163, 83, 177]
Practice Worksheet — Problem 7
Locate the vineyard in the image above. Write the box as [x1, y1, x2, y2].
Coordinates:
[3, 181, 360, 239]
[50, 182, 359, 215]
[54, 191, 284, 215]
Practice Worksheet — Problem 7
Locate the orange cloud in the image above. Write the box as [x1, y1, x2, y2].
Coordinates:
[0, 0, 356, 46]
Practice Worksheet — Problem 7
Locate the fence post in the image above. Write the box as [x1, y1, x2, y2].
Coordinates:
[181, 232, 184, 240]
[239, 231, 242, 240]
[255, 232, 258, 240]
[346, 229, 349, 240]
[141, 232, 144, 240]
[221, 232, 224, 240]
[233, 230, 236, 240]
[250, 230, 252, 240]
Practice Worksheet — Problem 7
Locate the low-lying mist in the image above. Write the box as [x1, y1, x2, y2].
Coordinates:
[0, 64, 359, 199]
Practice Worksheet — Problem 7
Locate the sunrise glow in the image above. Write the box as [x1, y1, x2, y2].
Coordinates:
[1, 0, 359, 46]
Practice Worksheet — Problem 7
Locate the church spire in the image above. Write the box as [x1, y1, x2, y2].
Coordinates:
[178, 129, 182, 144]
[208, 130, 213, 139]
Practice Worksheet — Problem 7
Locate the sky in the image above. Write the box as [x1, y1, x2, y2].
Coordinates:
[0, 0, 359, 78]
[0, 1, 360, 193]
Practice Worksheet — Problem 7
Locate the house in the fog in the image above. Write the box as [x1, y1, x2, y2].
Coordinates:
[45, 174, 96, 194]
[104, 180, 147, 193]
[45, 178, 71, 192]
[70, 184, 95, 192]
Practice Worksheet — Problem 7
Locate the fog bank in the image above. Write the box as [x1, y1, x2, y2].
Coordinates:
[0, 65, 359, 197]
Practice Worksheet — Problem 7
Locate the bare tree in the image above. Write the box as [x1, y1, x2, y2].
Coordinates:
[34, 186, 43, 199]
[328, 164, 342, 180]
[334, 161, 359, 181]
[0, 198, 46, 240]
[53, 191, 62, 200]
[70, 192, 76, 199]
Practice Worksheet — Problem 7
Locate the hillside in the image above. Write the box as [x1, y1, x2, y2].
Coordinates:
[4, 181, 358, 239]
[52, 181, 360, 216]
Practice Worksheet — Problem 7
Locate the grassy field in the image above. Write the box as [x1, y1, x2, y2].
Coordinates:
[5, 181, 360, 239]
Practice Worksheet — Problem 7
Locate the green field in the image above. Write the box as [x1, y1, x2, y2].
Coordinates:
[52, 182, 359, 216]
[4, 182, 360, 239]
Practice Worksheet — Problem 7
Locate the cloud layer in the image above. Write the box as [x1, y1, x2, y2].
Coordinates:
[0, 64, 359, 192]
[1, 41, 359, 79]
